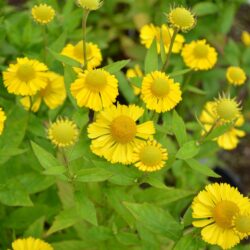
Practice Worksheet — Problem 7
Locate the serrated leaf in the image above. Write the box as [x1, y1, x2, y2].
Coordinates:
[124, 202, 183, 241]
[176, 141, 199, 160]
[185, 159, 220, 178]
[31, 141, 60, 170]
[103, 59, 130, 74]
[172, 110, 187, 146]
[144, 39, 158, 73]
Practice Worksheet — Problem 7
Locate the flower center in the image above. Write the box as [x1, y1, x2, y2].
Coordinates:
[85, 70, 107, 91]
[216, 99, 239, 122]
[51, 122, 77, 145]
[78, 0, 100, 10]
[110, 115, 137, 144]
[234, 214, 250, 234]
[151, 78, 170, 97]
[74, 42, 91, 60]
[140, 145, 162, 166]
[35, 6, 53, 21]
[170, 8, 194, 29]
[213, 200, 239, 228]
[229, 67, 244, 82]
[17, 64, 36, 82]
[193, 44, 209, 58]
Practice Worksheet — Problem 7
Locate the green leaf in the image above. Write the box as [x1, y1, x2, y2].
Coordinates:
[186, 86, 206, 95]
[124, 202, 183, 241]
[52, 241, 93, 250]
[144, 39, 158, 74]
[204, 122, 233, 141]
[185, 159, 220, 178]
[193, 2, 219, 16]
[116, 232, 140, 246]
[43, 166, 66, 176]
[172, 110, 187, 146]
[48, 48, 81, 67]
[75, 168, 113, 182]
[103, 59, 130, 74]
[217, 4, 236, 34]
[176, 141, 200, 160]
[75, 191, 98, 226]
[169, 68, 192, 78]
[174, 234, 205, 250]
[24, 217, 45, 238]
[31, 141, 60, 170]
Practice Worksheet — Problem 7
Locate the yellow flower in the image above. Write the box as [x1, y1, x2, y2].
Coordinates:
[88, 104, 155, 164]
[200, 101, 245, 150]
[77, 0, 102, 10]
[3, 57, 48, 96]
[181, 40, 218, 71]
[12, 237, 53, 250]
[226, 66, 246, 86]
[48, 117, 79, 148]
[168, 7, 195, 32]
[126, 64, 143, 95]
[241, 31, 250, 47]
[139, 24, 185, 54]
[61, 41, 102, 69]
[71, 69, 118, 111]
[133, 140, 168, 172]
[232, 212, 250, 240]
[141, 71, 182, 113]
[0, 107, 6, 135]
[31, 4, 55, 25]
[192, 183, 250, 249]
[20, 72, 66, 112]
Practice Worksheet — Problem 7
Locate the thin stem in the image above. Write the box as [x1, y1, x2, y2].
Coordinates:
[42, 25, 47, 63]
[60, 148, 75, 185]
[161, 28, 178, 72]
[82, 10, 90, 69]
[197, 118, 219, 144]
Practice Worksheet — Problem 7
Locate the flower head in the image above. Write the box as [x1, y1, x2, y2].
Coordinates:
[0, 107, 6, 135]
[77, 0, 102, 10]
[71, 68, 118, 111]
[192, 183, 250, 249]
[168, 7, 195, 32]
[20, 72, 66, 112]
[3, 57, 48, 96]
[140, 24, 185, 54]
[133, 140, 168, 172]
[141, 71, 182, 113]
[233, 212, 250, 239]
[226, 66, 246, 86]
[241, 31, 250, 47]
[61, 41, 102, 69]
[12, 237, 53, 250]
[48, 118, 79, 148]
[126, 64, 143, 95]
[32, 4, 55, 25]
[88, 104, 155, 164]
[181, 40, 217, 71]
[200, 102, 245, 150]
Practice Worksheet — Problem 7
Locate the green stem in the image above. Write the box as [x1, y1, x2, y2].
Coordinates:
[161, 28, 178, 72]
[197, 118, 219, 144]
[82, 10, 90, 70]
[61, 148, 75, 185]
[42, 25, 47, 63]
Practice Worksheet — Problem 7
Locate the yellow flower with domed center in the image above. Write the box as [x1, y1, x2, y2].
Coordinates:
[226, 66, 246, 86]
[0, 107, 6, 135]
[181, 40, 217, 71]
[20, 72, 66, 112]
[140, 24, 185, 54]
[71, 68, 118, 111]
[48, 118, 79, 148]
[77, 0, 102, 10]
[233, 212, 250, 240]
[126, 64, 143, 95]
[61, 41, 102, 69]
[3, 57, 48, 96]
[192, 183, 250, 250]
[200, 101, 245, 150]
[88, 104, 155, 164]
[32, 4, 55, 25]
[133, 140, 168, 172]
[241, 31, 250, 47]
[168, 7, 196, 32]
[141, 71, 182, 113]
[12, 237, 53, 250]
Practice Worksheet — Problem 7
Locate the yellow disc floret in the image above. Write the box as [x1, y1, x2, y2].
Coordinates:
[168, 7, 195, 32]
[48, 118, 79, 148]
[77, 0, 102, 10]
[233, 213, 250, 239]
[32, 4, 55, 25]
[226, 66, 246, 86]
